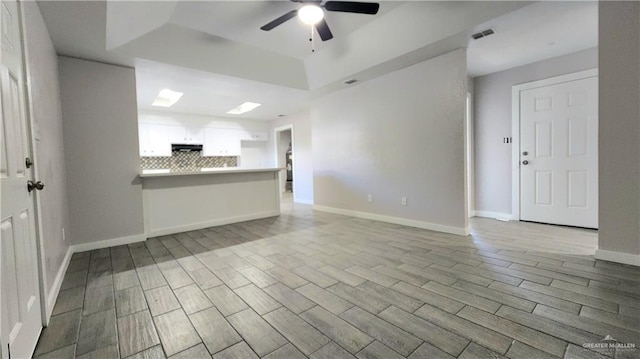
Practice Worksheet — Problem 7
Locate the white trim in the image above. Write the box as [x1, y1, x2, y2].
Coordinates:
[146, 211, 280, 238]
[465, 92, 475, 220]
[595, 249, 640, 267]
[294, 199, 314, 205]
[474, 211, 515, 221]
[45, 247, 73, 321]
[313, 205, 469, 236]
[511, 68, 598, 221]
[70, 233, 147, 253]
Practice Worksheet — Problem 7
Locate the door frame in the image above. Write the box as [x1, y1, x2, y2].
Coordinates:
[273, 124, 295, 198]
[510, 68, 598, 220]
[466, 92, 474, 219]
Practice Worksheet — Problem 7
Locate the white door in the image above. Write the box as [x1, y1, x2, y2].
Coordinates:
[1, 0, 43, 358]
[520, 76, 598, 228]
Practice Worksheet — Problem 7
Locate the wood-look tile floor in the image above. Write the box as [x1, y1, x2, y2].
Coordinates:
[35, 201, 640, 359]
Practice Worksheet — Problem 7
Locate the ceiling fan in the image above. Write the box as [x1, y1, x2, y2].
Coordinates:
[260, 0, 380, 41]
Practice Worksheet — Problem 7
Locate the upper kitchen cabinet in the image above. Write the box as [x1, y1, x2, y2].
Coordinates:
[239, 130, 268, 141]
[169, 126, 204, 144]
[203, 128, 241, 156]
[139, 123, 172, 156]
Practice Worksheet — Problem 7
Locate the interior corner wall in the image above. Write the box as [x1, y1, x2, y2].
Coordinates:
[270, 109, 314, 204]
[473, 47, 598, 217]
[311, 49, 467, 232]
[22, 1, 70, 300]
[598, 1, 640, 259]
[58, 56, 144, 246]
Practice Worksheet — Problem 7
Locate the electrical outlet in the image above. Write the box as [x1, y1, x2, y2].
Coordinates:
[367, 194, 373, 203]
[401, 197, 407, 206]
[62, 227, 66, 241]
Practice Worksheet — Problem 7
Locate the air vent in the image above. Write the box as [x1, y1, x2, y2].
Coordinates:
[344, 79, 358, 85]
[471, 28, 495, 40]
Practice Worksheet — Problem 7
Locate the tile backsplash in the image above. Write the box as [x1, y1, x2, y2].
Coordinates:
[141, 151, 237, 172]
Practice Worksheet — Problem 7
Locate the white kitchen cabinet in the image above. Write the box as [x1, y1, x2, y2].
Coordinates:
[186, 127, 205, 144]
[169, 126, 187, 144]
[203, 128, 241, 156]
[170, 126, 204, 144]
[239, 130, 268, 142]
[139, 124, 172, 157]
[248, 131, 268, 141]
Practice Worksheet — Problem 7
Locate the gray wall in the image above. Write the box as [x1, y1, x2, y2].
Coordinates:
[473, 47, 598, 216]
[270, 110, 314, 204]
[311, 49, 467, 232]
[58, 57, 144, 245]
[598, 1, 640, 256]
[22, 1, 70, 300]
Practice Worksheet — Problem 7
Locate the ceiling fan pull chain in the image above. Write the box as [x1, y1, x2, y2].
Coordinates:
[310, 26, 315, 53]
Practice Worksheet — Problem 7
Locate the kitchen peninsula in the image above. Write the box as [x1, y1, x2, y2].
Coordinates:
[140, 167, 282, 237]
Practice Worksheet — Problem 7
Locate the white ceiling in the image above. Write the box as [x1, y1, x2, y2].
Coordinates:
[37, 1, 597, 120]
[169, 1, 403, 60]
[135, 59, 311, 120]
[467, 1, 597, 76]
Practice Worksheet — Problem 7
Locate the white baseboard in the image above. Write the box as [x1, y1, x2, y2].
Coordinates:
[45, 246, 73, 322]
[147, 211, 281, 238]
[70, 233, 147, 253]
[313, 205, 469, 236]
[595, 249, 640, 267]
[294, 198, 314, 205]
[474, 210, 516, 221]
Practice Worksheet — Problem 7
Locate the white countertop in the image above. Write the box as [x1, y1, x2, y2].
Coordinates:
[139, 167, 283, 178]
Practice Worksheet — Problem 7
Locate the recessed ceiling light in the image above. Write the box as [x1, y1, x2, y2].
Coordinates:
[152, 89, 183, 107]
[227, 102, 262, 115]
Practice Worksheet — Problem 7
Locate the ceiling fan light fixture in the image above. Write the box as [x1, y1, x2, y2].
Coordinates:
[298, 5, 324, 25]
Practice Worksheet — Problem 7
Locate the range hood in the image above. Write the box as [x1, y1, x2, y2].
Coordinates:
[172, 144, 203, 152]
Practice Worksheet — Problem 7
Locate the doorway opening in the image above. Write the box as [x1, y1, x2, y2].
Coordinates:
[273, 125, 294, 197]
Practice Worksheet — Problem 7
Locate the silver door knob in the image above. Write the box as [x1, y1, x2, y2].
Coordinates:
[522, 160, 529, 165]
[27, 180, 45, 192]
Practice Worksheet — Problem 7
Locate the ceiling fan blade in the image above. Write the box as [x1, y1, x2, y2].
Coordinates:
[324, 1, 379, 14]
[315, 19, 333, 41]
[260, 10, 298, 31]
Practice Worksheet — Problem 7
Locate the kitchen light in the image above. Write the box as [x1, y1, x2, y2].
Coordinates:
[298, 5, 324, 25]
[226, 102, 262, 115]
[152, 89, 183, 107]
